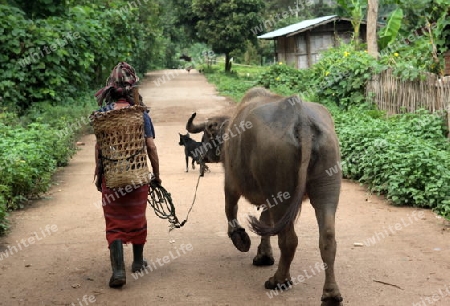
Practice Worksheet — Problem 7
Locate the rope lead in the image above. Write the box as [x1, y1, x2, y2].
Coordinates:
[147, 175, 201, 232]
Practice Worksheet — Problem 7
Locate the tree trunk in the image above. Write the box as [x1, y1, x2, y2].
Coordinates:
[367, 0, 379, 58]
[225, 52, 232, 73]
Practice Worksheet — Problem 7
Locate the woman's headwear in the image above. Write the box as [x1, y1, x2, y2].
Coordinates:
[95, 62, 140, 106]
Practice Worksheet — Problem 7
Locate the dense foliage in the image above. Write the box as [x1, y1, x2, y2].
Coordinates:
[0, 97, 94, 235]
[334, 109, 450, 217]
[0, 1, 163, 113]
[258, 45, 382, 108]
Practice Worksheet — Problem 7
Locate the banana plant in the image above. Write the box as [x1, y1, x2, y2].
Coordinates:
[378, 7, 404, 50]
[336, 0, 367, 49]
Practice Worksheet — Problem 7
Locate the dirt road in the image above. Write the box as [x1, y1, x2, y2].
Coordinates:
[0, 69, 449, 306]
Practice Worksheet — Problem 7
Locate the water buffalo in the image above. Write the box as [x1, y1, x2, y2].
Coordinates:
[186, 87, 343, 305]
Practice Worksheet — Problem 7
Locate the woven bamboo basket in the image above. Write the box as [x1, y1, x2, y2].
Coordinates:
[90, 105, 150, 189]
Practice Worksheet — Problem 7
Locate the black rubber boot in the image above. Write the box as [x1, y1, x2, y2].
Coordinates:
[109, 240, 126, 288]
[131, 244, 148, 273]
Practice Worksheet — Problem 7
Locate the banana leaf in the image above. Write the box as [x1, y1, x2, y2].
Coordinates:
[378, 8, 404, 50]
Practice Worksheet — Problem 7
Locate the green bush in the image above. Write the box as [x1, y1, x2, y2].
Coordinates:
[0, 122, 68, 210]
[0, 97, 95, 231]
[0, 195, 8, 235]
[0, 3, 163, 113]
[308, 45, 382, 108]
[257, 63, 311, 96]
[257, 45, 382, 109]
[335, 109, 450, 218]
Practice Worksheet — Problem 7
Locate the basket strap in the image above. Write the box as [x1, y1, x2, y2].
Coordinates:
[101, 145, 146, 162]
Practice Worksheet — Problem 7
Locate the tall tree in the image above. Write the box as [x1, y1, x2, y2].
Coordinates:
[367, 0, 379, 57]
[192, 0, 264, 72]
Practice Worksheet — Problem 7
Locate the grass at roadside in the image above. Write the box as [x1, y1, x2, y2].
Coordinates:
[201, 64, 268, 102]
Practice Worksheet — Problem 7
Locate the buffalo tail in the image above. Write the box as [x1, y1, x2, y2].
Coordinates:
[248, 118, 311, 236]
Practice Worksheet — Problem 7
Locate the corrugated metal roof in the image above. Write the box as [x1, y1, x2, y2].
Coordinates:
[258, 15, 339, 39]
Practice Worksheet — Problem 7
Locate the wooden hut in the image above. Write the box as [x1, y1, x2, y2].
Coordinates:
[258, 15, 367, 69]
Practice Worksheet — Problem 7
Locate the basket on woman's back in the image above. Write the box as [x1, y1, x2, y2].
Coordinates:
[90, 105, 150, 189]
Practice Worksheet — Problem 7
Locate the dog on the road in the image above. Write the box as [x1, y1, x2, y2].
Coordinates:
[178, 133, 209, 176]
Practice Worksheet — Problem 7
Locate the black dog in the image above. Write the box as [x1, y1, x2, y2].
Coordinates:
[178, 133, 209, 176]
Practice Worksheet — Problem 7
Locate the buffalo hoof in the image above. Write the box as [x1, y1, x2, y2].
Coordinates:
[228, 228, 251, 252]
[252, 255, 274, 266]
[264, 278, 293, 290]
[321, 295, 343, 306]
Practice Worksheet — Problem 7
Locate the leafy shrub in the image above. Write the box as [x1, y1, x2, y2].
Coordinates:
[335, 109, 450, 218]
[257, 45, 382, 109]
[0, 196, 8, 236]
[257, 62, 311, 93]
[0, 97, 95, 215]
[379, 33, 446, 79]
[308, 44, 382, 108]
[0, 3, 162, 113]
[1, 123, 60, 210]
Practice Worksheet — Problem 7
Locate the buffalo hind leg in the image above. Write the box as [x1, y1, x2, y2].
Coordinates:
[264, 221, 297, 290]
[310, 189, 343, 306]
[253, 210, 274, 266]
[225, 186, 250, 252]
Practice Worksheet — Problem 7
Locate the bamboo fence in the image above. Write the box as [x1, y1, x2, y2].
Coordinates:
[366, 69, 450, 135]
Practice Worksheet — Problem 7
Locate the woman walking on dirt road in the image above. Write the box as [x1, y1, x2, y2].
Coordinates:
[93, 62, 161, 288]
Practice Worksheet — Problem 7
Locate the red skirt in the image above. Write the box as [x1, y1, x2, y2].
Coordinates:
[101, 178, 149, 247]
